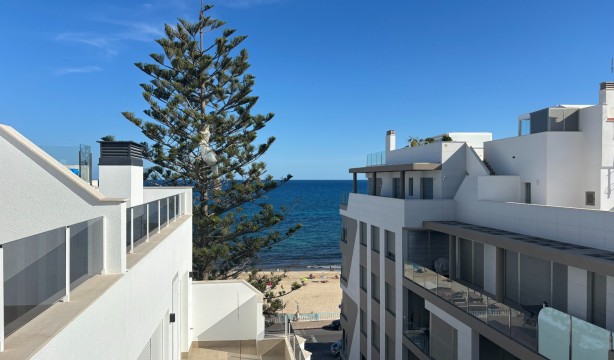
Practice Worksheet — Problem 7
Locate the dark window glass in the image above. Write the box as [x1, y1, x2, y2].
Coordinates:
[420, 178, 433, 199]
[371, 226, 380, 253]
[4, 227, 66, 336]
[408, 178, 414, 196]
[385, 230, 395, 260]
[372, 273, 380, 302]
[360, 222, 367, 246]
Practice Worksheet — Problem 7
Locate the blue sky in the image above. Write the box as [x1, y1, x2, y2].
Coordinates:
[1, 0, 613, 179]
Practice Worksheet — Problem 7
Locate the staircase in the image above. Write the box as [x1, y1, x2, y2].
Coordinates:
[483, 160, 496, 175]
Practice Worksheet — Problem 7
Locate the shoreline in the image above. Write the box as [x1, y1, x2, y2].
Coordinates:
[239, 270, 342, 315]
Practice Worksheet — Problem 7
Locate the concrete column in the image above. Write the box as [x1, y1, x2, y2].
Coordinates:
[496, 247, 505, 302]
[352, 173, 357, 193]
[449, 235, 456, 279]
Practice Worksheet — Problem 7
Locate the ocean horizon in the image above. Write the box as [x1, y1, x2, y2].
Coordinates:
[254, 179, 367, 270]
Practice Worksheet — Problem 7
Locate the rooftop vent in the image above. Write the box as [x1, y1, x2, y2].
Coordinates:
[600, 82, 614, 90]
[98, 141, 144, 166]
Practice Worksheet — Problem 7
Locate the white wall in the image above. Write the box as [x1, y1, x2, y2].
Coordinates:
[385, 142, 442, 165]
[466, 146, 489, 176]
[191, 280, 265, 341]
[99, 165, 143, 207]
[0, 126, 126, 273]
[477, 176, 521, 202]
[485, 131, 586, 208]
[31, 218, 193, 360]
[455, 199, 614, 252]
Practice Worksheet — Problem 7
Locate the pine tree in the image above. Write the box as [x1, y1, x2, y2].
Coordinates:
[123, 4, 301, 280]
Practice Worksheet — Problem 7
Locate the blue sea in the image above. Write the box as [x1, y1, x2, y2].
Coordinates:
[255, 180, 367, 270]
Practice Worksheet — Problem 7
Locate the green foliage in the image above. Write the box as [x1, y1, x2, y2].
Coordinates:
[100, 135, 116, 141]
[246, 269, 301, 316]
[441, 135, 453, 142]
[123, 4, 301, 280]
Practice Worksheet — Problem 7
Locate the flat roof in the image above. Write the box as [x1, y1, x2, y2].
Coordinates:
[424, 221, 614, 277]
[349, 162, 441, 173]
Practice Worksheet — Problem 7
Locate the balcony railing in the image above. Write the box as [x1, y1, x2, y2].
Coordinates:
[3, 216, 104, 337]
[403, 261, 538, 352]
[366, 151, 385, 166]
[126, 194, 183, 253]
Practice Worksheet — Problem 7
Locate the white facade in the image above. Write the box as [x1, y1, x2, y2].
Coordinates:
[340, 83, 614, 360]
[0, 125, 273, 360]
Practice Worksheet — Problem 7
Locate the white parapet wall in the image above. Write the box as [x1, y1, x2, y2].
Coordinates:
[192, 280, 265, 342]
[27, 217, 193, 360]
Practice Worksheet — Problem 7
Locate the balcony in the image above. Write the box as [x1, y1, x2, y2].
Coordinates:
[340, 193, 455, 228]
[403, 261, 538, 352]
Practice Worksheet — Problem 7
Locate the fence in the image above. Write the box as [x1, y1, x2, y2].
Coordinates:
[126, 194, 183, 253]
[266, 312, 341, 324]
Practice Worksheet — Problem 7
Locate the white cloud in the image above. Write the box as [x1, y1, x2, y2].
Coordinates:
[55, 33, 118, 57]
[56, 66, 102, 75]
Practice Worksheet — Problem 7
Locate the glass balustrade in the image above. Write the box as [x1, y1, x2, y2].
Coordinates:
[403, 260, 538, 352]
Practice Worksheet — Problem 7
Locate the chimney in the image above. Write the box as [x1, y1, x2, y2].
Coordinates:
[386, 130, 396, 152]
[98, 141, 144, 207]
[599, 82, 614, 105]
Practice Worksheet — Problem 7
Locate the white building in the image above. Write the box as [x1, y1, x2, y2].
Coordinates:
[340, 82, 614, 359]
[0, 125, 305, 359]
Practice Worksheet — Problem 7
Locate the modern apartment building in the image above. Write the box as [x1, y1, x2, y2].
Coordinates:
[0, 125, 305, 359]
[339, 82, 614, 360]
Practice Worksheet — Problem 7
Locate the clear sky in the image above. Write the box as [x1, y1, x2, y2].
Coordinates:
[1, 0, 613, 179]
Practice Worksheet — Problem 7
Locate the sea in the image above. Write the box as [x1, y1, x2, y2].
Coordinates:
[254, 180, 367, 270]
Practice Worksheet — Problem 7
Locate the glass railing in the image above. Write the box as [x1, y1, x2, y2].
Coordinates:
[4, 216, 103, 337]
[340, 192, 349, 206]
[366, 151, 385, 166]
[403, 261, 538, 352]
[403, 317, 429, 355]
[539, 307, 613, 360]
[126, 194, 182, 253]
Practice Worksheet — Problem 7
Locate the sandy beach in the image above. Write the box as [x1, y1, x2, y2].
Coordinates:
[240, 270, 342, 315]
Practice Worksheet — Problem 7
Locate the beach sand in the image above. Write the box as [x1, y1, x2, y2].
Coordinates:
[240, 270, 342, 314]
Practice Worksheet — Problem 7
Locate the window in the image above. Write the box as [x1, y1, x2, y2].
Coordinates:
[372, 273, 380, 302]
[360, 309, 366, 335]
[524, 183, 531, 204]
[372, 321, 380, 351]
[385, 282, 395, 315]
[385, 230, 395, 260]
[586, 191, 596, 206]
[386, 334, 395, 360]
[341, 217, 347, 243]
[360, 221, 367, 246]
[408, 178, 414, 197]
[371, 225, 380, 253]
[393, 177, 401, 198]
[420, 177, 433, 199]
[385, 283, 396, 315]
[360, 266, 367, 291]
